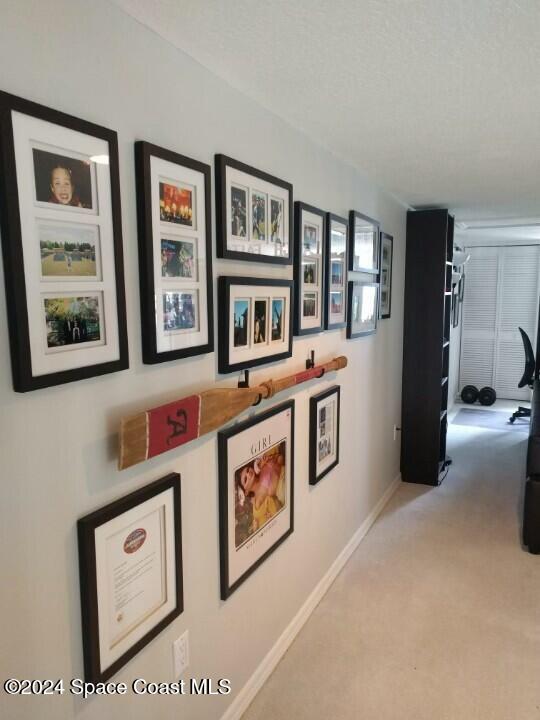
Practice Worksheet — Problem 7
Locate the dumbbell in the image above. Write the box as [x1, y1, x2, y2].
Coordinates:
[478, 386, 496, 406]
[461, 385, 479, 404]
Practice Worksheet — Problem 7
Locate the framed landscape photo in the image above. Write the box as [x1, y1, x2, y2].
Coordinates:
[347, 280, 379, 338]
[348, 210, 380, 274]
[78, 473, 183, 683]
[135, 142, 213, 363]
[218, 400, 294, 599]
[309, 385, 340, 485]
[379, 232, 393, 319]
[294, 201, 326, 335]
[0, 90, 128, 391]
[215, 154, 293, 264]
[218, 276, 293, 374]
[325, 213, 348, 329]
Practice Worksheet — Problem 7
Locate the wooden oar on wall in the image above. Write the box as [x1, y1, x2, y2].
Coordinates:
[119, 355, 347, 470]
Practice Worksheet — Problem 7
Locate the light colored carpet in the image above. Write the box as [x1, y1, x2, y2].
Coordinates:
[241, 423, 540, 720]
[452, 408, 529, 432]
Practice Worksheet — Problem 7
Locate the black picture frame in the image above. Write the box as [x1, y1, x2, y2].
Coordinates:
[294, 201, 326, 336]
[309, 385, 340, 485]
[218, 275, 293, 374]
[325, 213, 348, 330]
[78, 473, 183, 683]
[347, 280, 379, 338]
[0, 90, 128, 392]
[348, 210, 380, 274]
[135, 141, 214, 363]
[218, 400, 295, 599]
[215, 154, 293, 265]
[379, 231, 393, 319]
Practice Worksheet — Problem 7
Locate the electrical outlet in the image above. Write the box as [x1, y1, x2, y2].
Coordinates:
[173, 630, 189, 678]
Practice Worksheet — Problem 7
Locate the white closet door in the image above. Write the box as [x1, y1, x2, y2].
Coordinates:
[459, 245, 540, 401]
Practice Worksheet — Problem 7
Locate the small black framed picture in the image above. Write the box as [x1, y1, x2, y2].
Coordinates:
[215, 154, 293, 264]
[78, 473, 183, 683]
[379, 232, 393, 319]
[135, 141, 213, 363]
[218, 400, 294, 599]
[218, 276, 293, 374]
[0, 90, 128, 391]
[325, 213, 348, 329]
[347, 280, 379, 338]
[294, 201, 326, 335]
[348, 210, 380, 274]
[309, 385, 340, 485]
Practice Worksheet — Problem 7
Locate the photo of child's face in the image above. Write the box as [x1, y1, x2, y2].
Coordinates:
[240, 465, 256, 493]
[50, 167, 74, 205]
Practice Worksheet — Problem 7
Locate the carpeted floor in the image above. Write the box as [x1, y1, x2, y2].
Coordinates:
[452, 408, 529, 432]
[242, 417, 540, 720]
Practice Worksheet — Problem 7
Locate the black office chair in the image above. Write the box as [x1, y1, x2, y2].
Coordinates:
[509, 327, 535, 423]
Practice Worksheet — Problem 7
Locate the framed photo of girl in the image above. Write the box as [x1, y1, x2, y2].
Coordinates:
[325, 213, 348, 329]
[309, 385, 340, 485]
[218, 400, 294, 599]
[379, 231, 393, 319]
[77, 473, 183, 682]
[135, 141, 213, 363]
[0, 90, 128, 391]
[215, 154, 293, 265]
[294, 201, 326, 335]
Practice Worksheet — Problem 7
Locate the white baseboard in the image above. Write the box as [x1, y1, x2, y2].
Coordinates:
[220, 473, 402, 720]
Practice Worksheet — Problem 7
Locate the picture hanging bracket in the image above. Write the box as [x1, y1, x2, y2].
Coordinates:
[306, 350, 315, 370]
[238, 369, 262, 406]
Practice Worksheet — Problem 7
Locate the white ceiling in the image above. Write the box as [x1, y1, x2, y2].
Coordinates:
[112, 0, 540, 222]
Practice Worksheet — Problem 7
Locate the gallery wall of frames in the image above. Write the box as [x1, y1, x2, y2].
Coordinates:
[0, 70, 399, 689]
[0, 8, 414, 719]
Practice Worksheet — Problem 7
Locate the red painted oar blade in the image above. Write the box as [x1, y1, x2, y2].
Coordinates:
[147, 394, 201, 459]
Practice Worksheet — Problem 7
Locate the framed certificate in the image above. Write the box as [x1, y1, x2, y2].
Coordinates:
[78, 474, 183, 682]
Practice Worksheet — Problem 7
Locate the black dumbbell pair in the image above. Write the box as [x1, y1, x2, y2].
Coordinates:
[460, 385, 497, 406]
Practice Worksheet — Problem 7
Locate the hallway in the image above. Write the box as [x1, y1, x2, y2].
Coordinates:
[242, 414, 540, 719]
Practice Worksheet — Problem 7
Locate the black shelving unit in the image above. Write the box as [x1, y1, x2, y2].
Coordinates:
[401, 209, 454, 485]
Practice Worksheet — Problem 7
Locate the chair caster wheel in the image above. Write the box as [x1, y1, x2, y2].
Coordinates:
[509, 417, 515, 424]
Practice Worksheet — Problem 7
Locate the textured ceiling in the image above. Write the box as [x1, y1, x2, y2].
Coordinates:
[112, 0, 540, 222]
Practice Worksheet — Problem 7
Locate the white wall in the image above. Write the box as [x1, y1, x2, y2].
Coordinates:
[0, 2, 406, 719]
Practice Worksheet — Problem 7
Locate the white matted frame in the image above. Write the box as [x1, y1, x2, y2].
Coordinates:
[325, 213, 348, 329]
[135, 141, 213, 363]
[78, 473, 183, 683]
[0, 90, 128, 391]
[347, 279, 379, 338]
[218, 276, 293, 374]
[348, 210, 380, 274]
[294, 201, 326, 335]
[218, 400, 294, 599]
[309, 385, 340, 485]
[379, 231, 393, 319]
[215, 154, 293, 264]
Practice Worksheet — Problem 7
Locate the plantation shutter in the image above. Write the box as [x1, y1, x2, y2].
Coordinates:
[459, 245, 540, 401]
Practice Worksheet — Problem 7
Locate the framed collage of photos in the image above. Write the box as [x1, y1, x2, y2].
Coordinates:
[215, 154, 293, 264]
[218, 400, 294, 599]
[218, 276, 293, 373]
[347, 280, 379, 338]
[349, 210, 380, 274]
[135, 142, 213, 363]
[309, 385, 340, 485]
[294, 201, 326, 335]
[379, 231, 393, 319]
[0, 90, 128, 391]
[325, 213, 348, 329]
[78, 473, 183, 682]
